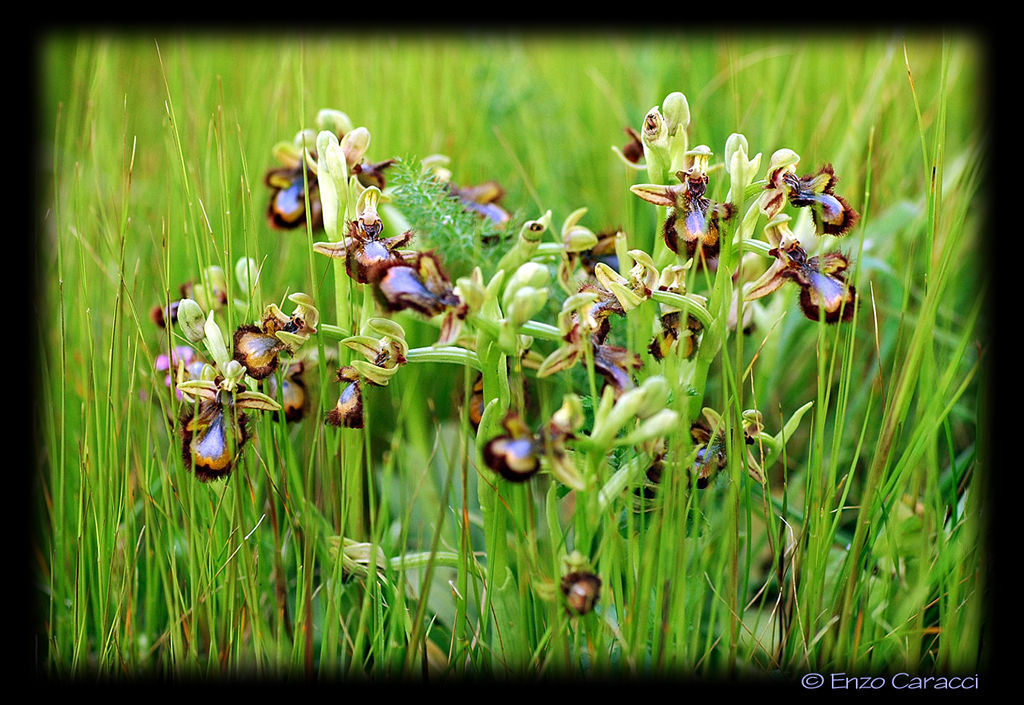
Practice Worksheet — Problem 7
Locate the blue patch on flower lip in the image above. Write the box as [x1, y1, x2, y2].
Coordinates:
[233, 325, 286, 380]
[180, 398, 248, 482]
[265, 165, 322, 231]
[325, 367, 364, 429]
[807, 270, 846, 310]
[783, 164, 859, 236]
[684, 207, 707, 241]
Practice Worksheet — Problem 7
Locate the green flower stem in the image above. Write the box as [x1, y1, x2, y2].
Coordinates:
[688, 266, 731, 421]
[597, 455, 647, 513]
[474, 327, 515, 658]
[649, 291, 714, 330]
[518, 320, 563, 342]
[406, 346, 482, 370]
[389, 550, 487, 578]
[318, 323, 348, 340]
[471, 314, 563, 346]
[738, 237, 774, 258]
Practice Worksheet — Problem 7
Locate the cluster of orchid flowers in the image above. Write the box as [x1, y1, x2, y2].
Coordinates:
[150, 256, 321, 481]
[150, 95, 862, 617]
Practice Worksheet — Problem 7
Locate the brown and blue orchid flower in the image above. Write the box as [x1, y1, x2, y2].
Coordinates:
[561, 570, 602, 616]
[745, 238, 857, 324]
[649, 310, 703, 361]
[447, 179, 511, 228]
[537, 284, 642, 398]
[688, 408, 768, 489]
[345, 218, 415, 285]
[631, 146, 736, 268]
[645, 263, 705, 361]
[176, 374, 281, 482]
[483, 396, 584, 488]
[690, 416, 728, 489]
[268, 361, 308, 423]
[179, 392, 251, 482]
[325, 319, 409, 430]
[783, 163, 859, 236]
[483, 411, 544, 482]
[265, 116, 393, 231]
[326, 366, 365, 429]
[264, 135, 325, 232]
[312, 186, 415, 285]
[232, 295, 319, 381]
[758, 149, 859, 236]
[559, 551, 603, 616]
[375, 251, 468, 344]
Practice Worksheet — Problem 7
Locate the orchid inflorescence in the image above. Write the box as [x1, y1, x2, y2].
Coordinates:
[149, 94, 862, 618]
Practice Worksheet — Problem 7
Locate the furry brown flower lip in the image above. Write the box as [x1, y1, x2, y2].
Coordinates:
[745, 239, 857, 323]
[179, 392, 249, 482]
[690, 419, 727, 489]
[232, 324, 287, 380]
[375, 251, 464, 319]
[483, 412, 543, 482]
[560, 570, 602, 615]
[325, 366, 364, 429]
[782, 163, 859, 236]
[265, 163, 323, 231]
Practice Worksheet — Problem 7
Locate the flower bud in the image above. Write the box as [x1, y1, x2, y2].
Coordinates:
[591, 384, 644, 449]
[203, 311, 230, 370]
[272, 140, 302, 169]
[625, 408, 680, 445]
[505, 286, 548, 329]
[293, 128, 318, 152]
[340, 127, 371, 171]
[316, 108, 353, 136]
[725, 133, 762, 206]
[177, 298, 206, 343]
[223, 359, 245, 386]
[662, 92, 690, 138]
[724, 133, 748, 178]
[314, 132, 346, 237]
[502, 262, 550, 309]
[663, 92, 691, 173]
[635, 375, 670, 419]
[560, 207, 599, 253]
[234, 257, 259, 297]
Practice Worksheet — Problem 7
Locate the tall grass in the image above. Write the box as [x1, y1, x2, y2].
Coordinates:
[35, 31, 987, 682]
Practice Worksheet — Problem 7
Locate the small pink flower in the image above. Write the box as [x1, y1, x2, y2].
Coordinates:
[155, 346, 199, 400]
